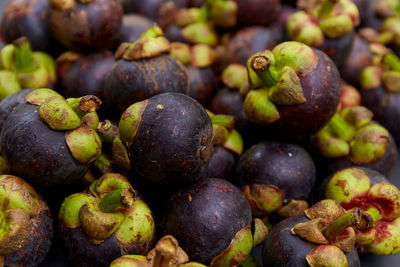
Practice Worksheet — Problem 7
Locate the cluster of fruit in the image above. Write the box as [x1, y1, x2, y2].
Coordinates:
[0, 0, 400, 266]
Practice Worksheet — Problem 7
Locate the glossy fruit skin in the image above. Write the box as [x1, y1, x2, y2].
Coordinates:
[233, 0, 281, 27]
[118, 14, 154, 44]
[186, 66, 217, 107]
[0, 103, 88, 188]
[0, 89, 33, 130]
[128, 93, 213, 186]
[48, 0, 123, 52]
[160, 178, 252, 265]
[268, 48, 341, 139]
[61, 52, 115, 99]
[263, 215, 360, 267]
[340, 34, 372, 86]
[236, 141, 316, 201]
[318, 30, 355, 69]
[104, 55, 189, 116]
[201, 146, 236, 180]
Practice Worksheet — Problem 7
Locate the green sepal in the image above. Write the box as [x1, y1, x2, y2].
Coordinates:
[365, 218, 400, 255]
[240, 254, 261, 267]
[286, 11, 324, 47]
[340, 106, 373, 128]
[223, 129, 243, 156]
[221, 64, 249, 95]
[82, 112, 99, 130]
[182, 22, 218, 46]
[312, 126, 350, 158]
[170, 42, 192, 65]
[59, 193, 95, 228]
[24, 88, 64, 106]
[0, 44, 15, 70]
[252, 218, 268, 247]
[191, 44, 216, 68]
[65, 124, 102, 164]
[319, 14, 354, 39]
[16, 62, 51, 89]
[306, 245, 348, 267]
[243, 89, 280, 125]
[209, 0, 238, 29]
[368, 182, 400, 221]
[360, 66, 383, 90]
[209, 225, 253, 267]
[33, 52, 57, 84]
[213, 124, 229, 146]
[349, 124, 390, 165]
[122, 36, 171, 61]
[0, 70, 21, 100]
[242, 184, 284, 216]
[382, 70, 400, 93]
[91, 173, 132, 197]
[49, 0, 75, 11]
[112, 137, 132, 170]
[39, 96, 81, 130]
[119, 100, 148, 147]
[110, 255, 148, 267]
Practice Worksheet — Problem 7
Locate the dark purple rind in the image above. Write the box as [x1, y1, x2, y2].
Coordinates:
[208, 88, 248, 132]
[0, 89, 33, 131]
[118, 14, 154, 44]
[361, 86, 400, 145]
[201, 146, 236, 181]
[4, 198, 53, 267]
[317, 30, 355, 69]
[120, 0, 187, 21]
[340, 34, 373, 86]
[326, 129, 398, 178]
[163, 24, 186, 43]
[60, 227, 122, 267]
[1, 0, 54, 52]
[271, 48, 341, 139]
[263, 215, 360, 267]
[353, 0, 369, 28]
[104, 55, 190, 115]
[0, 103, 88, 188]
[129, 93, 213, 185]
[61, 52, 115, 99]
[235, 141, 316, 201]
[48, 0, 123, 52]
[233, 0, 281, 27]
[160, 178, 252, 265]
[186, 66, 217, 107]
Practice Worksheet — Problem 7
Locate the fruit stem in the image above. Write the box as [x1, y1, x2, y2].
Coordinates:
[13, 38, 34, 73]
[98, 188, 135, 213]
[97, 120, 119, 144]
[360, 207, 382, 229]
[67, 95, 102, 119]
[383, 53, 400, 72]
[323, 208, 371, 240]
[250, 56, 280, 87]
[151, 236, 179, 267]
[328, 114, 354, 141]
[318, 0, 338, 18]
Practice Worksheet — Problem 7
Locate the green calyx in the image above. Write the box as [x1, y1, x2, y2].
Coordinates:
[306, 245, 348, 267]
[175, 7, 209, 27]
[49, 0, 75, 11]
[209, 225, 253, 267]
[110, 255, 148, 267]
[112, 137, 132, 171]
[93, 153, 114, 174]
[117, 26, 171, 61]
[170, 42, 192, 65]
[286, 11, 324, 47]
[191, 44, 216, 67]
[0, 44, 15, 70]
[66, 95, 102, 119]
[360, 66, 383, 90]
[97, 120, 120, 144]
[242, 184, 284, 217]
[278, 199, 309, 218]
[65, 124, 102, 164]
[209, 0, 238, 29]
[223, 130, 243, 156]
[381, 17, 400, 46]
[25, 88, 64, 105]
[252, 218, 268, 247]
[0, 70, 21, 100]
[243, 89, 280, 125]
[221, 64, 249, 96]
[182, 22, 218, 46]
[40, 96, 82, 130]
[119, 99, 148, 147]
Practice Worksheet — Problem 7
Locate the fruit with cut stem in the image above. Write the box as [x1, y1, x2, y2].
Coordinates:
[244, 41, 341, 139]
[264, 199, 364, 267]
[160, 178, 265, 266]
[0, 175, 53, 267]
[119, 92, 213, 186]
[236, 141, 316, 220]
[48, 0, 123, 52]
[0, 88, 102, 188]
[59, 173, 156, 266]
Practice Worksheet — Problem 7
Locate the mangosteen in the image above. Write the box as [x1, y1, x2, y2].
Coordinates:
[103, 26, 189, 117]
[233, 0, 281, 27]
[322, 167, 400, 255]
[0, 88, 103, 188]
[286, 0, 360, 68]
[235, 141, 316, 219]
[160, 178, 255, 265]
[312, 106, 398, 177]
[59, 173, 156, 266]
[118, 14, 154, 44]
[118, 92, 213, 186]
[48, 0, 123, 52]
[60, 51, 115, 99]
[263, 200, 362, 267]
[0, 175, 53, 267]
[244, 41, 341, 139]
[120, 0, 187, 21]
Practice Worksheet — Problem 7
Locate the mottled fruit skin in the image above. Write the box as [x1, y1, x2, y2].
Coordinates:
[48, 0, 123, 52]
[0, 103, 88, 188]
[61, 52, 115, 99]
[201, 146, 236, 180]
[233, 0, 281, 27]
[235, 141, 316, 201]
[361, 87, 400, 145]
[263, 215, 360, 267]
[270, 49, 341, 139]
[4, 198, 53, 267]
[104, 55, 189, 116]
[318, 30, 355, 69]
[1, 0, 54, 53]
[186, 66, 217, 107]
[340, 34, 372, 86]
[118, 14, 154, 44]
[0, 89, 33, 131]
[161, 178, 252, 265]
[129, 93, 213, 185]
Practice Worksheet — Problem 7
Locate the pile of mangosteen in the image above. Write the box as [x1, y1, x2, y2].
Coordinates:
[1, 0, 400, 266]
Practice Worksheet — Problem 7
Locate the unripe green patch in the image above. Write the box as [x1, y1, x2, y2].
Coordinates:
[119, 100, 148, 147]
[25, 88, 64, 106]
[66, 124, 102, 164]
[40, 96, 81, 130]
